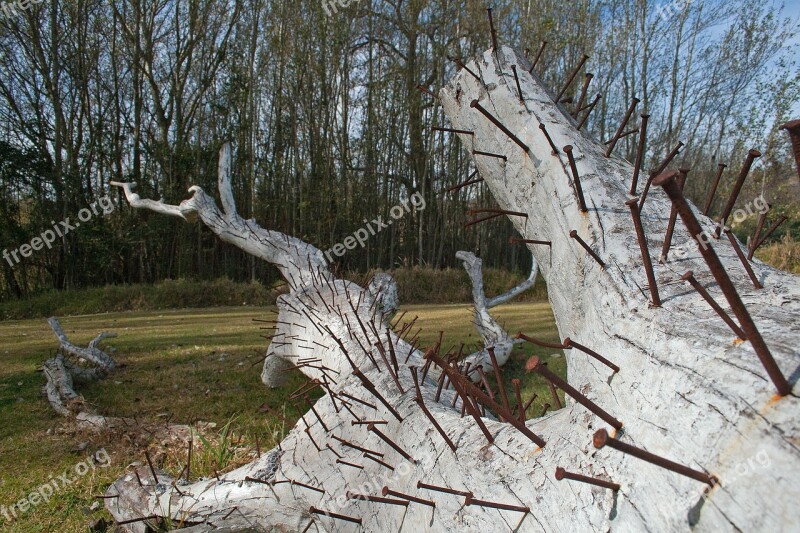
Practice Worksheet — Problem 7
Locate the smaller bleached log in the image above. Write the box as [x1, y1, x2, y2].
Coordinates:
[457, 250, 538, 372]
[47, 317, 117, 371]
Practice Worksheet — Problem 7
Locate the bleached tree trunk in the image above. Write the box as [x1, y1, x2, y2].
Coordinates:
[106, 47, 798, 532]
[42, 317, 117, 420]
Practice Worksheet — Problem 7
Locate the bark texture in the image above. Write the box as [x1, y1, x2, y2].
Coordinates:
[106, 47, 799, 532]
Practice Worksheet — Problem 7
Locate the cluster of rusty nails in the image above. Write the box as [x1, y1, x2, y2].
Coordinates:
[654, 171, 790, 395]
[424, 347, 547, 447]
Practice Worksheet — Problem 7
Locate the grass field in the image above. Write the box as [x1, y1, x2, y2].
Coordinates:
[0, 302, 563, 531]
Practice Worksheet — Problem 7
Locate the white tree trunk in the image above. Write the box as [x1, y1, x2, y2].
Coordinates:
[106, 47, 799, 532]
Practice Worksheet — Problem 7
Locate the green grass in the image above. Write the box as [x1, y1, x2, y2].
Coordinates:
[0, 302, 562, 531]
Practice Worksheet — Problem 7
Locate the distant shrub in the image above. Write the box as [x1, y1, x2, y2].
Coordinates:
[0, 267, 548, 320]
[756, 234, 800, 274]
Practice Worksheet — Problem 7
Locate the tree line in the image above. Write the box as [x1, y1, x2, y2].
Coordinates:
[0, 0, 797, 299]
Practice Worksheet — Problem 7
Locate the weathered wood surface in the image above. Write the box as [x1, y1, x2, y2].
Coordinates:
[106, 46, 799, 532]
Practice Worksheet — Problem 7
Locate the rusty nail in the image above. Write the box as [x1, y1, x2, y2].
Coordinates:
[572, 73, 594, 118]
[779, 119, 800, 180]
[245, 476, 271, 485]
[411, 367, 457, 452]
[433, 126, 474, 135]
[325, 443, 343, 459]
[539, 123, 560, 155]
[715, 149, 762, 237]
[472, 149, 507, 162]
[116, 515, 161, 526]
[467, 207, 528, 219]
[336, 459, 364, 470]
[374, 342, 404, 393]
[332, 434, 384, 457]
[724, 229, 763, 289]
[576, 94, 601, 130]
[556, 54, 590, 102]
[605, 128, 639, 144]
[548, 381, 562, 409]
[564, 145, 588, 212]
[529, 40, 547, 73]
[512, 378, 525, 422]
[563, 337, 620, 373]
[420, 356, 433, 381]
[446, 170, 484, 194]
[144, 451, 159, 484]
[281, 479, 325, 494]
[363, 452, 395, 471]
[488, 347, 511, 414]
[703, 163, 727, 216]
[417, 481, 472, 497]
[304, 395, 329, 432]
[654, 171, 790, 396]
[304, 428, 321, 451]
[748, 206, 770, 259]
[487, 7, 499, 52]
[465, 494, 530, 514]
[605, 97, 640, 157]
[752, 216, 788, 254]
[555, 467, 620, 491]
[661, 167, 690, 262]
[368, 423, 415, 463]
[511, 64, 525, 103]
[626, 198, 661, 307]
[509, 237, 552, 246]
[540, 403, 551, 416]
[288, 379, 322, 400]
[569, 230, 606, 268]
[309, 506, 362, 525]
[630, 115, 651, 195]
[475, 366, 496, 401]
[471, 99, 531, 152]
[353, 369, 404, 421]
[434, 366, 448, 402]
[638, 141, 684, 210]
[681, 271, 747, 339]
[516, 332, 567, 350]
[383, 486, 436, 507]
[415, 85, 438, 99]
[465, 212, 505, 228]
[521, 393, 537, 416]
[593, 429, 716, 485]
[340, 392, 376, 410]
[448, 56, 481, 82]
[527, 356, 623, 430]
[348, 491, 409, 506]
[444, 365, 494, 443]
[186, 437, 193, 481]
[352, 419, 389, 426]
